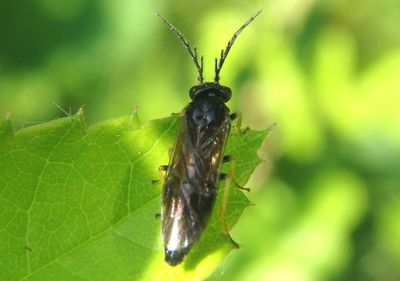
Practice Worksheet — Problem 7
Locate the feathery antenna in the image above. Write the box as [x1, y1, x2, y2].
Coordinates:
[214, 9, 262, 83]
[156, 12, 204, 84]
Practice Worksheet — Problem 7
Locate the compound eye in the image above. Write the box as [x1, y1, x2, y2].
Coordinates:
[219, 86, 232, 102]
[189, 85, 202, 100]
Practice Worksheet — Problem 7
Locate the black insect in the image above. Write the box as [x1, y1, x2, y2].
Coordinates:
[157, 10, 261, 266]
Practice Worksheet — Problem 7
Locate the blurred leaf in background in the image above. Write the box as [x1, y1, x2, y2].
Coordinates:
[1, 0, 399, 280]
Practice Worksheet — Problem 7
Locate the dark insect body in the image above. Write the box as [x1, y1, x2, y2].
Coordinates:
[157, 10, 261, 266]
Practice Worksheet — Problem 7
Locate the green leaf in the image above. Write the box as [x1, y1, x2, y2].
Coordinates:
[0, 111, 269, 281]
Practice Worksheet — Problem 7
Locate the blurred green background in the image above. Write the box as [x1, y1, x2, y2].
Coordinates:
[1, 0, 399, 280]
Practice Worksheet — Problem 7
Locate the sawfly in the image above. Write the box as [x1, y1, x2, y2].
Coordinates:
[157, 10, 262, 266]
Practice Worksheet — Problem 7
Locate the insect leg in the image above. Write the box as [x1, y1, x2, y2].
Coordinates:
[153, 165, 167, 218]
[159, 165, 168, 180]
[219, 173, 240, 249]
[230, 112, 250, 134]
[223, 155, 232, 163]
[220, 173, 250, 192]
[151, 165, 168, 184]
[230, 112, 242, 129]
[159, 165, 168, 171]
[221, 156, 250, 191]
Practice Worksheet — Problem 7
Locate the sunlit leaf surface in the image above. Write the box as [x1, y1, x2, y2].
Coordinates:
[0, 112, 268, 281]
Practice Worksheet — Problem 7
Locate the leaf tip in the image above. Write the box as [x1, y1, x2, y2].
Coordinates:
[247, 200, 256, 207]
[130, 106, 141, 126]
[72, 107, 86, 131]
[0, 112, 13, 140]
[76, 107, 85, 117]
[267, 122, 277, 132]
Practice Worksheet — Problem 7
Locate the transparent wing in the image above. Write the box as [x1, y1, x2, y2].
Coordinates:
[161, 108, 231, 264]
